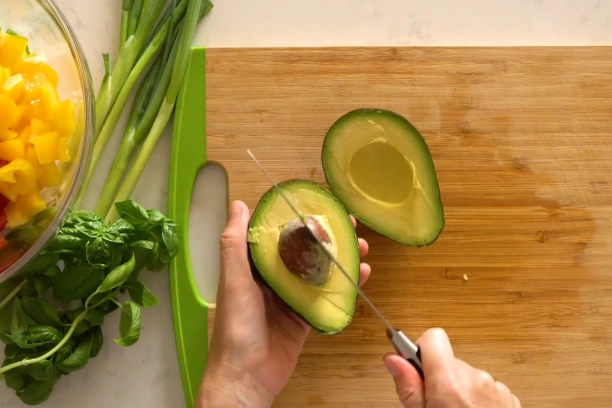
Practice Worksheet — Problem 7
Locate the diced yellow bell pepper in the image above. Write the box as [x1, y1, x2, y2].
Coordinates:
[0, 158, 37, 201]
[50, 100, 76, 138]
[0, 129, 18, 141]
[0, 94, 20, 129]
[6, 189, 47, 228]
[0, 32, 28, 71]
[31, 131, 59, 164]
[57, 137, 70, 162]
[5, 204, 29, 229]
[18, 125, 30, 144]
[41, 82, 60, 118]
[1, 73, 24, 101]
[40, 63, 59, 88]
[19, 189, 46, 214]
[0, 138, 26, 161]
[30, 118, 50, 135]
[9, 105, 27, 132]
[0, 66, 11, 88]
[29, 98, 51, 121]
[25, 145, 42, 179]
[39, 162, 61, 187]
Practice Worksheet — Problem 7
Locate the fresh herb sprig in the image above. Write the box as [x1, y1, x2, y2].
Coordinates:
[0, 200, 178, 405]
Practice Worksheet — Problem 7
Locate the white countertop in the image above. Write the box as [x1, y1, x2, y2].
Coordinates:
[3, 0, 612, 407]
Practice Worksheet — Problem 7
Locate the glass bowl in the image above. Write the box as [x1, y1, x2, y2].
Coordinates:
[0, 0, 94, 283]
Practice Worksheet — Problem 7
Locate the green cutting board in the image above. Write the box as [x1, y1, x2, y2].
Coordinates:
[168, 47, 209, 408]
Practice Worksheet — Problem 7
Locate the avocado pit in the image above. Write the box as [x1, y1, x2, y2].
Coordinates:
[278, 215, 335, 286]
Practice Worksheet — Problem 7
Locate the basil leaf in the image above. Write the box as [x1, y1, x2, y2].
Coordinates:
[17, 373, 60, 405]
[114, 201, 150, 229]
[21, 297, 62, 327]
[4, 368, 27, 391]
[114, 301, 141, 347]
[8, 325, 63, 349]
[0, 276, 23, 299]
[146, 210, 165, 225]
[73, 320, 91, 338]
[52, 265, 104, 302]
[57, 332, 93, 373]
[21, 253, 59, 278]
[125, 280, 159, 308]
[89, 326, 104, 358]
[21, 358, 55, 381]
[11, 298, 29, 335]
[67, 210, 104, 224]
[85, 237, 112, 269]
[32, 278, 47, 298]
[53, 339, 76, 366]
[85, 308, 105, 326]
[162, 220, 179, 258]
[131, 240, 154, 273]
[47, 234, 84, 250]
[109, 219, 135, 234]
[98, 253, 136, 293]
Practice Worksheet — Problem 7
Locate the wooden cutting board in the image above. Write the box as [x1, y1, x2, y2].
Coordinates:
[204, 46, 612, 407]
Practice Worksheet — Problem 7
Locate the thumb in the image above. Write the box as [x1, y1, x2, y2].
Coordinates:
[384, 353, 425, 408]
[219, 200, 252, 284]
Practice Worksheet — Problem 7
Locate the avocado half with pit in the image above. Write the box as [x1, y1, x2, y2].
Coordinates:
[247, 180, 361, 335]
[322, 108, 444, 247]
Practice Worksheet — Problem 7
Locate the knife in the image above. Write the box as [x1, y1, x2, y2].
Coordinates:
[246, 149, 424, 380]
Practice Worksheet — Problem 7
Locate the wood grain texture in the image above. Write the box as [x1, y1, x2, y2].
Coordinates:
[205, 46, 612, 407]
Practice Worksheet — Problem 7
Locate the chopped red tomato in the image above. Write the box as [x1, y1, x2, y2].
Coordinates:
[0, 194, 8, 209]
[0, 209, 6, 231]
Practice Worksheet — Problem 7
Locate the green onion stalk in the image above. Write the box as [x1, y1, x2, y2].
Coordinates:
[77, 0, 196, 208]
[105, 0, 209, 223]
[95, 0, 166, 136]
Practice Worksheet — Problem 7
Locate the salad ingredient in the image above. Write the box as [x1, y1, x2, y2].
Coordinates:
[0, 28, 77, 231]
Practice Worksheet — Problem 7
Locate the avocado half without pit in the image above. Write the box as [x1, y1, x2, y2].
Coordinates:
[247, 108, 444, 335]
[322, 108, 444, 247]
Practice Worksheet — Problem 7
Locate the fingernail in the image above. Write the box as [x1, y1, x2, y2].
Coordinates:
[384, 356, 400, 377]
[230, 201, 243, 220]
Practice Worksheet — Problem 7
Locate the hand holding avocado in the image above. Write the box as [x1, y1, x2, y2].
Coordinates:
[197, 200, 372, 407]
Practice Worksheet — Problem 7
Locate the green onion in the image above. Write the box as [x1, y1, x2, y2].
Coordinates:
[120, 0, 133, 46]
[94, 8, 184, 216]
[106, 0, 207, 223]
[78, 0, 193, 206]
[95, 0, 166, 135]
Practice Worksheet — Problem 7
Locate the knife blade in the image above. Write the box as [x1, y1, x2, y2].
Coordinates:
[246, 149, 424, 379]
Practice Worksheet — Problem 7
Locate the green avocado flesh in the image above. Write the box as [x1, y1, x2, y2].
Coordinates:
[248, 180, 360, 335]
[321, 108, 444, 247]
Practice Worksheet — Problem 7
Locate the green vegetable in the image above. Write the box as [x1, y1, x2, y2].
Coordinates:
[107, 0, 209, 222]
[52, 265, 104, 302]
[7, 326, 63, 349]
[115, 301, 142, 347]
[125, 280, 159, 308]
[57, 332, 93, 373]
[21, 297, 62, 328]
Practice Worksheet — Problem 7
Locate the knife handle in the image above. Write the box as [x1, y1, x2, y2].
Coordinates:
[389, 329, 425, 380]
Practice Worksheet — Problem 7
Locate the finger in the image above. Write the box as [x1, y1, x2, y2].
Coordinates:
[358, 238, 369, 258]
[417, 328, 455, 376]
[383, 353, 425, 408]
[358, 263, 371, 287]
[219, 200, 252, 288]
[512, 394, 522, 407]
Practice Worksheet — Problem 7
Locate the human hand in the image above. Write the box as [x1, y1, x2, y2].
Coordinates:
[384, 328, 521, 408]
[197, 200, 372, 408]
